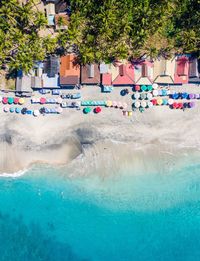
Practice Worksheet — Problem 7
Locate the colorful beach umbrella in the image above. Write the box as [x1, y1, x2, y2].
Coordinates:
[128, 111, 132, 116]
[153, 90, 158, 97]
[168, 99, 174, 105]
[10, 107, 15, 113]
[147, 93, 153, 100]
[189, 101, 195, 108]
[162, 99, 168, 105]
[141, 101, 147, 108]
[147, 85, 153, 91]
[3, 107, 9, 112]
[134, 101, 140, 108]
[106, 100, 112, 107]
[181, 92, 188, 99]
[134, 92, 140, 99]
[173, 102, 178, 109]
[177, 102, 183, 109]
[171, 93, 179, 99]
[83, 107, 91, 114]
[40, 97, 46, 104]
[95, 106, 101, 113]
[140, 93, 147, 100]
[194, 94, 199, 99]
[15, 107, 21, 113]
[158, 90, 163, 96]
[162, 89, 167, 96]
[19, 98, 25, 105]
[112, 101, 117, 107]
[147, 101, 153, 108]
[8, 97, 14, 104]
[134, 85, 140, 91]
[189, 93, 195, 99]
[2, 97, 8, 104]
[141, 85, 147, 92]
[157, 98, 163, 105]
[152, 83, 158, 89]
[14, 97, 19, 104]
[151, 99, 157, 106]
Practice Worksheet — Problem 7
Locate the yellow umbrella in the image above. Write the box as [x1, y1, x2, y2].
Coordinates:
[157, 98, 163, 105]
[19, 98, 25, 105]
[106, 100, 112, 107]
[128, 111, 132, 116]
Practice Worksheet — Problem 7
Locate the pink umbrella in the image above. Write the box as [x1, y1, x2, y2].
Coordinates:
[2, 97, 8, 104]
[40, 97, 46, 104]
[14, 98, 19, 104]
[122, 103, 128, 109]
[112, 101, 117, 107]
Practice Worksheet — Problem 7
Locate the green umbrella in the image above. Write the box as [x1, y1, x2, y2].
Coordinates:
[140, 93, 147, 100]
[147, 85, 153, 91]
[8, 97, 14, 104]
[83, 107, 91, 114]
[141, 85, 147, 91]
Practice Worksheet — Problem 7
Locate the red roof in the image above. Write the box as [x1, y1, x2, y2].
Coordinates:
[112, 63, 134, 85]
[174, 56, 189, 84]
[102, 73, 112, 85]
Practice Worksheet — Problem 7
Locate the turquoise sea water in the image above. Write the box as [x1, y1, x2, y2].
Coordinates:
[1, 163, 200, 261]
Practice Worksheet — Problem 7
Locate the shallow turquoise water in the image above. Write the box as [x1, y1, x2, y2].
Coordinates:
[1, 163, 200, 260]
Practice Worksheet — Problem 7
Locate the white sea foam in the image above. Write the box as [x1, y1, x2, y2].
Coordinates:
[0, 169, 28, 178]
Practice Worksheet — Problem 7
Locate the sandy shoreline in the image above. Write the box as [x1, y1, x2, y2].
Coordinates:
[1, 85, 200, 175]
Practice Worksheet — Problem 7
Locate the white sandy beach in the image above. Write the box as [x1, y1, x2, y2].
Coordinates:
[1, 85, 200, 175]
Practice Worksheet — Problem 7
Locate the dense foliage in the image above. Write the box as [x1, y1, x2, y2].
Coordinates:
[0, 0, 56, 73]
[0, 0, 199, 71]
[64, 0, 200, 63]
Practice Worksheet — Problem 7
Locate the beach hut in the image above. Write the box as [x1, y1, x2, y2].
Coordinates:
[152, 83, 158, 89]
[134, 101, 140, 108]
[19, 98, 25, 105]
[8, 97, 14, 104]
[134, 92, 140, 99]
[10, 107, 15, 113]
[134, 85, 140, 91]
[83, 107, 91, 114]
[141, 85, 147, 92]
[4, 107, 9, 112]
[141, 101, 147, 108]
[94, 106, 101, 113]
[2, 97, 8, 104]
[15, 107, 21, 113]
[152, 90, 158, 97]
[157, 98, 163, 105]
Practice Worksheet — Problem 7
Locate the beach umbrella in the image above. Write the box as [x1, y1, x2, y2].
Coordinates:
[140, 93, 147, 100]
[95, 106, 101, 113]
[83, 107, 91, 114]
[162, 89, 167, 96]
[162, 99, 168, 105]
[168, 99, 173, 105]
[134, 101, 140, 108]
[183, 102, 188, 108]
[106, 100, 112, 107]
[171, 93, 179, 99]
[14, 97, 19, 104]
[151, 99, 157, 106]
[173, 102, 178, 109]
[112, 101, 117, 107]
[122, 103, 128, 109]
[21, 107, 27, 114]
[15, 107, 21, 113]
[8, 97, 14, 104]
[40, 97, 46, 104]
[141, 85, 147, 92]
[147, 101, 153, 108]
[31, 98, 36, 103]
[158, 90, 163, 96]
[128, 111, 132, 116]
[147, 93, 153, 100]
[56, 107, 63, 114]
[134, 92, 140, 99]
[118, 102, 123, 109]
[33, 110, 40, 117]
[152, 83, 158, 89]
[189, 93, 195, 99]
[134, 85, 140, 91]
[147, 85, 153, 91]
[19, 98, 25, 105]
[181, 92, 188, 99]
[177, 102, 183, 109]
[194, 94, 199, 99]
[2, 97, 8, 104]
[152, 90, 158, 97]
[189, 101, 195, 108]
[141, 101, 147, 108]
[166, 90, 171, 95]
[0, 96, 2, 103]
[123, 111, 128, 116]
[3, 107, 9, 112]
[10, 107, 15, 113]
[157, 98, 163, 105]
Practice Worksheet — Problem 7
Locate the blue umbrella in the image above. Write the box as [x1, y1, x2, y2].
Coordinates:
[162, 89, 167, 96]
[181, 92, 188, 99]
[10, 107, 15, 113]
[15, 107, 21, 113]
[171, 93, 179, 99]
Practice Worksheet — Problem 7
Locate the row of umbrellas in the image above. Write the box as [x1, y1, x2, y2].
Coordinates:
[1, 97, 25, 105]
[31, 97, 63, 104]
[81, 101, 106, 106]
[83, 107, 102, 114]
[133, 92, 153, 100]
[170, 92, 200, 100]
[133, 101, 153, 108]
[171, 102, 195, 109]
[3, 107, 63, 116]
[106, 101, 128, 109]
[134, 83, 158, 92]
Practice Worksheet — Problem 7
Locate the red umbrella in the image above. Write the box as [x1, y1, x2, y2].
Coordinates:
[40, 97, 46, 104]
[173, 102, 178, 109]
[14, 98, 19, 104]
[2, 97, 8, 104]
[151, 99, 157, 106]
[135, 85, 140, 91]
[95, 107, 101, 113]
[178, 102, 183, 109]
